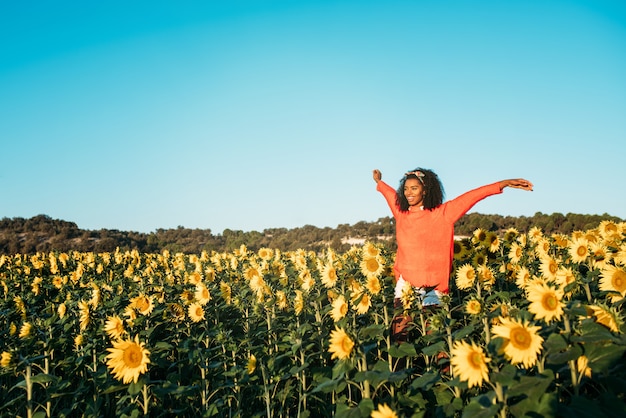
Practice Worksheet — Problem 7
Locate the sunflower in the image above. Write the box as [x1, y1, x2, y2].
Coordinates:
[491, 317, 543, 368]
[555, 267, 576, 293]
[577, 355, 592, 378]
[78, 300, 90, 331]
[515, 266, 532, 289]
[130, 294, 154, 316]
[299, 270, 315, 292]
[598, 220, 619, 238]
[450, 340, 491, 388]
[587, 304, 621, 333]
[362, 242, 381, 259]
[534, 238, 551, 258]
[453, 240, 469, 261]
[328, 327, 354, 361]
[57, 303, 67, 319]
[167, 303, 186, 322]
[508, 242, 524, 264]
[465, 299, 482, 315]
[194, 283, 212, 305]
[247, 354, 257, 374]
[455, 264, 476, 290]
[258, 247, 274, 261]
[18, 322, 32, 339]
[370, 403, 398, 418]
[353, 292, 371, 315]
[366, 277, 382, 295]
[503, 227, 519, 242]
[472, 228, 487, 244]
[526, 282, 565, 323]
[330, 295, 349, 322]
[220, 281, 232, 305]
[105, 335, 150, 384]
[275, 290, 288, 310]
[0, 351, 11, 368]
[599, 264, 626, 301]
[74, 334, 84, 350]
[477, 265, 496, 289]
[487, 233, 500, 253]
[320, 264, 339, 288]
[590, 242, 611, 270]
[539, 255, 559, 281]
[104, 315, 126, 340]
[528, 226, 543, 243]
[294, 290, 304, 315]
[188, 302, 205, 323]
[360, 256, 385, 278]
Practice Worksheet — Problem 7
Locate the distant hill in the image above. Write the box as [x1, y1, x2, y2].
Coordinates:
[1, 212, 623, 255]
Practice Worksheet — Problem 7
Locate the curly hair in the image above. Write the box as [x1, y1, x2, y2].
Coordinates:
[396, 168, 445, 211]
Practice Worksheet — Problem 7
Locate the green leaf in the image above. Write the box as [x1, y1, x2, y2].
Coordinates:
[421, 341, 446, 357]
[543, 332, 568, 353]
[546, 344, 583, 365]
[509, 392, 558, 418]
[492, 364, 517, 386]
[462, 393, 499, 418]
[388, 343, 418, 358]
[452, 324, 477, 340]
[585, 342, 626, 374]
[359, 324, 386, 340]
[410, 370, 440, 390]
[507, 370, 554, 399]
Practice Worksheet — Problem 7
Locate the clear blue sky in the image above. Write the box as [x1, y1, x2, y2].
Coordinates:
[1, 0, 625, 234]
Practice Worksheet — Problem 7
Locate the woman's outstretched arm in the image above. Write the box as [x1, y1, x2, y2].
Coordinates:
[499, 179, 534, 191]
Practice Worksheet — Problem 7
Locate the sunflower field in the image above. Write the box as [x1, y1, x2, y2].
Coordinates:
[1, 221, 626, 418]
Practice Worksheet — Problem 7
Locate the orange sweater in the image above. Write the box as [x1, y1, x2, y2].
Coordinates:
[376, 180, 503, 292]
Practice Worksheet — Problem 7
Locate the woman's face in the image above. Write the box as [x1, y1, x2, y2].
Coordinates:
[403, 178, 425, 207]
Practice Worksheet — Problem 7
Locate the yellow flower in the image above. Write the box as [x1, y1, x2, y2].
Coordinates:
[353, 292, 371, 315]
[105, 335, 151, 384]
[450, 340, 491, 388]
[167, 303, 186, 322]
[366, 277, 381, 295]
[247, 354, 257, 374]
[360, 256, 384, 278]
[528, 226, 543, 242]
[370, 403, 398, 418]
[328, 327, 354, 361]
[194, 283, 212, 305]
[577, 355, 592, 378]
[57, 303, 67, 319]
[74, 334, 84, 350]
[294, 290, 304, 315]
[320, 264, 339, 288]
[1, 351, 12, 368]
[472, 228, 487, 244]
[477, 265, 496, 289]
[508, 242, 524, 264]
[258, 247, 273, 261]
[598, 220, 619, 239]
[587, 304, 621, 333]
[104, 315, 126, 340]
[590, 242, 611, 270]
[568, 237, 589, 263]
[491, 317, 543, 368]
[188, 302, 205, 323]
[275, 290, 288, 310]
[526, 282, 565, 323]
[515, 266, 532, 289]
[330, 295, 349, 322]
[78, 301, 90, 331]
[362, 242, 381, 259]
[599, 264, 626, 302]
[130, 294, 154, 316]
[455, 264, 476, 290]
[465, 299, 482, 315]
[487, 233, 500, 253]
[539, 255, 559, 281]
[220, 282, 232, 305]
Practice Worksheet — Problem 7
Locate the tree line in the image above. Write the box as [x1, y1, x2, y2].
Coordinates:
[0, 212, 622, 256]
